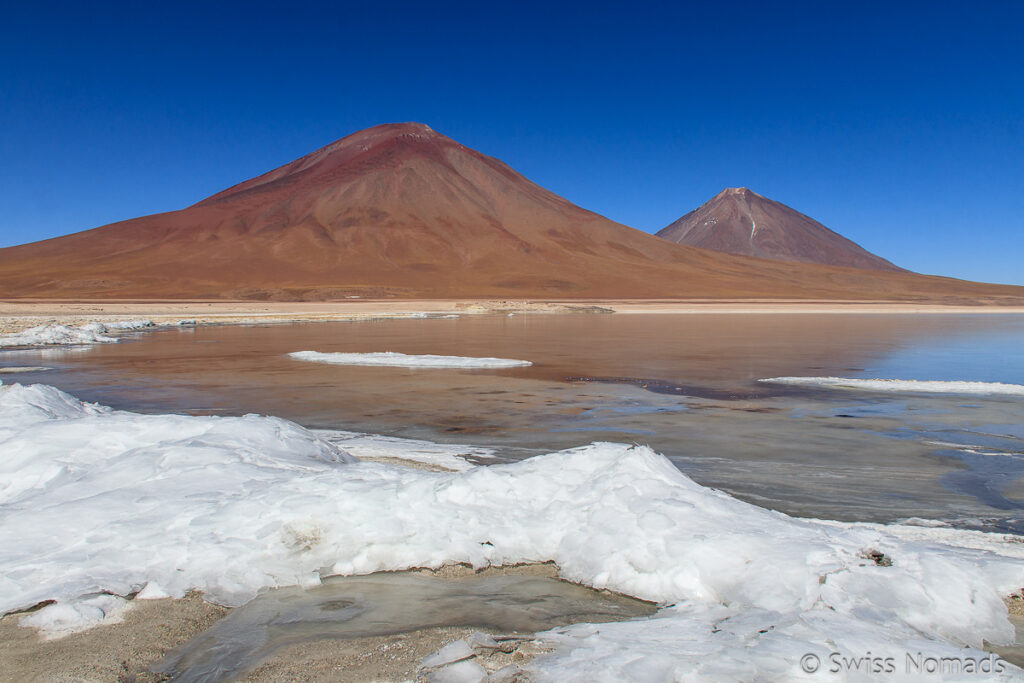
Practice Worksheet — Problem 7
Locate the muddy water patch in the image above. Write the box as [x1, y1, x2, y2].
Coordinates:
[154, 566, 656, 682]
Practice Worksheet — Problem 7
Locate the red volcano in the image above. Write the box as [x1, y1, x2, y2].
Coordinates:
[0, 124, 1019, 302]
[658, 187, 902, 271]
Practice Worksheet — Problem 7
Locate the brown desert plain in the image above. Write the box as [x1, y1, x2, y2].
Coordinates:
[0, 122, 1021, 304]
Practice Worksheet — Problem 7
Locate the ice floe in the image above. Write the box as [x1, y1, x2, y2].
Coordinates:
[2, 382, 1024, 678]
[288, 350, 532, 368]
[760, 376, 1024, 396]
[0, 320, 154, 348]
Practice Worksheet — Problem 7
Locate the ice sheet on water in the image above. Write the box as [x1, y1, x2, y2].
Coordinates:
[2, 382, 1024, 678]
[316, 430, 494, 472]
[288, 350, 532, 368]
[760, 376, 1024, 396]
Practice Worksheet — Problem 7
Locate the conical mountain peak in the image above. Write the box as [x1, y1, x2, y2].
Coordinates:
[657, 188, 903, 272]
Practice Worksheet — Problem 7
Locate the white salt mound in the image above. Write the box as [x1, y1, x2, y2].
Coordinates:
[289, 350, 532, 368]
[1, 382, 1023, 679]
[760, 376, 1024, 396]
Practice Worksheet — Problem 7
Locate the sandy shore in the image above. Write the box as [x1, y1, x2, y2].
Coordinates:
[0, 592, 227, 682]
[1, 298, 1022, 336]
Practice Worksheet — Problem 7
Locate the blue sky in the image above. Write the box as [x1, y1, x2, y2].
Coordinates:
[1, 1, 1021, 284]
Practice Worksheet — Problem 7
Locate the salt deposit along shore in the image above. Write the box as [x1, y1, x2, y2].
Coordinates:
[0, 300, 612, 337]
[3, 381, 1024, 680]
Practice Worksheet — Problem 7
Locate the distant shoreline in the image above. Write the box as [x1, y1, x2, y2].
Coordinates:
[1, 298, 1024, 336]
[2, 299, 1024, 336]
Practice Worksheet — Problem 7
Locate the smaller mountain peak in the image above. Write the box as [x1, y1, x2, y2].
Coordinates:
[658, 188, 904, 272]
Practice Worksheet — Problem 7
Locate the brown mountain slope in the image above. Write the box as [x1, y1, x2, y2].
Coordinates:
[0, 124, 1020, 303]
[658, 187, 902, 271]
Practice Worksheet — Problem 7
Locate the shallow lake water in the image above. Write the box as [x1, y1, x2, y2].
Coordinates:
[4, 312, 1024, 531]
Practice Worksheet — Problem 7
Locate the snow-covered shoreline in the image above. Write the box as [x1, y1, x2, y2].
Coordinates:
[0, 320, 157, 348]
[2, 381, 1023, 679]
[0, 315, 447, 349]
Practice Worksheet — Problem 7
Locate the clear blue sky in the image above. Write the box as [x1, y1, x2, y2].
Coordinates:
[1, 1, 1021, 284]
